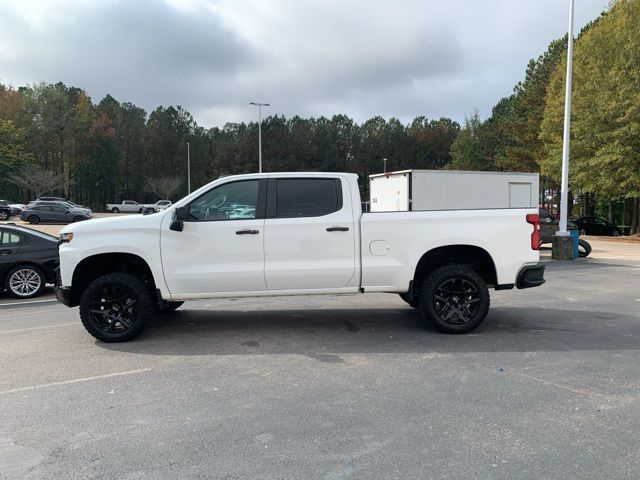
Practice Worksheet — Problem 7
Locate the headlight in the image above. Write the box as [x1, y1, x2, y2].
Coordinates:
[58, 232, 74, 244]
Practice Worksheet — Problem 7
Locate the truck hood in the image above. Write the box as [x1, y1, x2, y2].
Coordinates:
[59, 211, 166, 235]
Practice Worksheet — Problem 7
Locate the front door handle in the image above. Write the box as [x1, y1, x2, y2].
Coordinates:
[0, 249, 11, 255]
[236, 229, 260, 235]
[326, 226, 349, 232]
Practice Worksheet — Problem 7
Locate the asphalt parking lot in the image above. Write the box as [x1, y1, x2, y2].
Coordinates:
[1, 239, 639, 479]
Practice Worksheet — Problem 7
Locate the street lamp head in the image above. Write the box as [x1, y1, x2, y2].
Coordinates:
[250, 102, 270, 107]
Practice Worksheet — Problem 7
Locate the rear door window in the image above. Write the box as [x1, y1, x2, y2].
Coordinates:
[1, 231, 24, 246]
[275, 179, 341, 218]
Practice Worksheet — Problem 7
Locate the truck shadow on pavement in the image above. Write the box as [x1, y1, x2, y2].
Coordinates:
[98, 306, 640, 358]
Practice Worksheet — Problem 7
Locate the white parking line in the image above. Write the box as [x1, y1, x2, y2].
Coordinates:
[0, 323, 77, 334]
[0, 368, 153, 395]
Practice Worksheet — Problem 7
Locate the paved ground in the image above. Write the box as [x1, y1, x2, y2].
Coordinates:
[1, 241, 639, 479]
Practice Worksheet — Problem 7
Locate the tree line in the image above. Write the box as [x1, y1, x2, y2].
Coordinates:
[0, 0, 638, 232]
[0, 82, 459, 208]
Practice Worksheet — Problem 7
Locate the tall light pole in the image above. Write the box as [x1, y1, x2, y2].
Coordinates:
[187, 141, 191, 194]
[250, 102, 270, 173]
[558, 0, 575, 235]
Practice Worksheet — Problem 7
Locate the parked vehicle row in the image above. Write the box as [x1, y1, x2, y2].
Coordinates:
[20, 201, 92, 225]
[0, 224, 59, 298]
[106, 200, 172, 214]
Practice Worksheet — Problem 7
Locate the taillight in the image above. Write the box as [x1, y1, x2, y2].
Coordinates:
[526, 213, 540, 250]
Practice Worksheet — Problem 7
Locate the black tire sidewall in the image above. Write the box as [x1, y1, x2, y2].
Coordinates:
[28, 215, 39, 224]
[0, 210, 8, 220]
[418, 265, 490, 334]
[5, 264, 46, 298]
[79, 272, 153, 342]
[578, 239, 592, 258]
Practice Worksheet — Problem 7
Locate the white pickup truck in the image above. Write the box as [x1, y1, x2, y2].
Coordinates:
[56, 172, 544, 342]
[105, 200, 144, 213]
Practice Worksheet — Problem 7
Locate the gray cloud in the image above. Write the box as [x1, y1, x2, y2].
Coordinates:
[0, 0, 609, 127]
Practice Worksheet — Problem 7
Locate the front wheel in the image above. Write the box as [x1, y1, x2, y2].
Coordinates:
[418, 265, 490, 334]
[5, 265, 46, 298]
[73, 215, 85, 222]
[611, 230, 620, 237]
[79, 272, 154, 342]
[0, 210, 8, 220]
[111, 208, 119, 213]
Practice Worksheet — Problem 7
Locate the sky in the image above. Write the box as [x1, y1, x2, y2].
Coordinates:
[0, 0, 609, 129]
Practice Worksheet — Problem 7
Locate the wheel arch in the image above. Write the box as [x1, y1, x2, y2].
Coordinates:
[410, 244, 498, 297]
[69, 253, 157, 307]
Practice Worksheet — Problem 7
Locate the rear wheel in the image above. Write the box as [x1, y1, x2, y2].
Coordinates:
[5, 265, 45, 298]
[579, 228, 587, 236]
[79, 272, 154, 342]
[73, 215, 84, 222]
[28, 215, 39, 224]
[418, 265, 490, 334]
[611, 230, 620, 237]
[0, 210, 8, 220]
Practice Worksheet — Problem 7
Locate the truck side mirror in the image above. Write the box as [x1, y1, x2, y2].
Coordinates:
[170, 206, 189, 232]
[175, 206, 188, 221]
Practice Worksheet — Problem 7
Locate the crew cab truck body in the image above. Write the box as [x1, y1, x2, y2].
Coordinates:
[56, 172, 545, 342]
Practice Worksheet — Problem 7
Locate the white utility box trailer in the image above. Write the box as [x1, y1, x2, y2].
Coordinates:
[369, 169, 539, 212]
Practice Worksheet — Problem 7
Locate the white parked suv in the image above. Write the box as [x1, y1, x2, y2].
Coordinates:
[56, 172, 545, 342]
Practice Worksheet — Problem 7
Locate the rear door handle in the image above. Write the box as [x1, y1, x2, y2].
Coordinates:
[0, 249, 12, 255]
[326, 226, 349, 232]
[236, 229, 260, 235]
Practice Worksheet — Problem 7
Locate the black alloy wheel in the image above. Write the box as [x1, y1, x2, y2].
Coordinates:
[80, 272, 154, 342]
[28, 215, 39, 224]
[73, 215, 84, 222]
[419, 265, 490, 334]
[0, 210, 8, 220]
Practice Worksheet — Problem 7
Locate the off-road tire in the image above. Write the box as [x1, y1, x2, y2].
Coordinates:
[418, 265, 490, 334]
[79, 272, 154, 342]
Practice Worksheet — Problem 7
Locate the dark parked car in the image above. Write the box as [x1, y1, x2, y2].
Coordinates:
[573, 216, 622, 237]
[539, 208, 591, 257]
[20, 203, 91, 224]
[0, 224, 59, 298]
